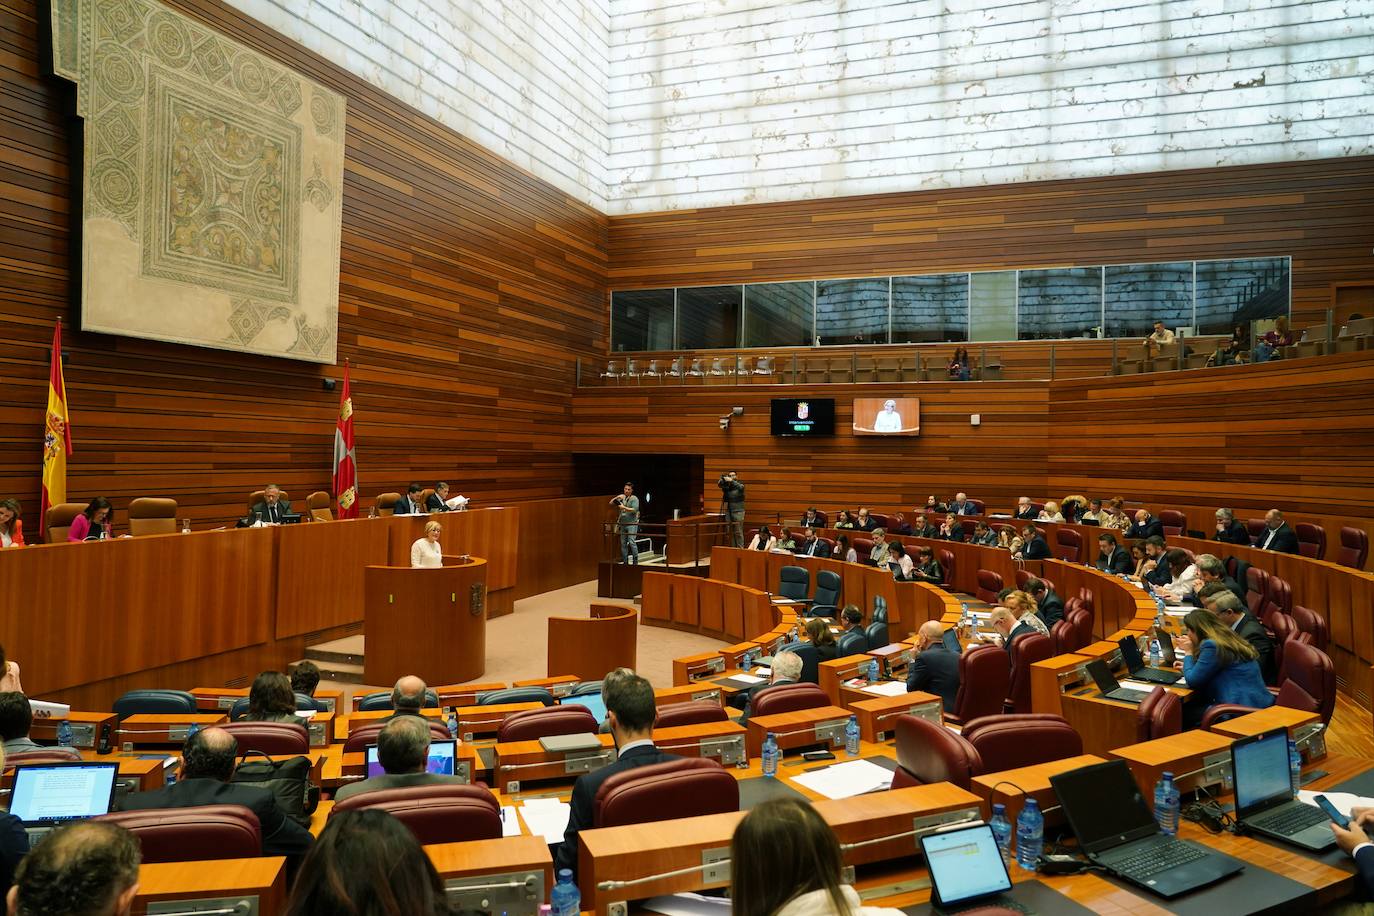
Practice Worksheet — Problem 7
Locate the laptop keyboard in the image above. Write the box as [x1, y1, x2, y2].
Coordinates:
[1114, 840, 1209, 879]
[1254, 803, 1328, 836]
[1133, 668, 1180, 684]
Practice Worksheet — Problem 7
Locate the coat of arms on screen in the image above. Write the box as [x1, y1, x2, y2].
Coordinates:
[49, 0, 346, 363]
[796, 402, 809, 420]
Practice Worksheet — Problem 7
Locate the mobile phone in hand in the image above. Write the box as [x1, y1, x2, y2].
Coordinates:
[1314, 794, 1350, 828]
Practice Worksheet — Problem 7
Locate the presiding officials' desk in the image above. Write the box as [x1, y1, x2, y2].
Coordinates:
[364, 555, 488, 686]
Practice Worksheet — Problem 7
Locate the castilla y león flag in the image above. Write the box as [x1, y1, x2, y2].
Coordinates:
[332, 361, 358, 519]
[40, 321, 73, 536]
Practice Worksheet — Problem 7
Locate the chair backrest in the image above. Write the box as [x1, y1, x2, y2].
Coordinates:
[1245, 519, 1266, 544]
[1006, 634, 1053, 713]
[1067, 606, 1094, 649]
[1245, 567, 1271, 616]
[1265, 575, 1292, 614]
[229, 693, 322, 722]
[476, 687, 556, 707]
[892, 715, 981, 790]
[870, 595, 888, 624]
[1053, 528, 1082, 562]
[1136, 687, 1183, 741]
[219, 721, 310, 755]
[307, 490, 334, 521]
[44, 502, 85, 542]
[570, 680, 604, 697]
[1013, 569, 1033, 589]
[654, 700, 728, 729]
[864, 621, 889, 651]
[113, 690, 198, 717]
[247, 490, 290, 514]
[751, 683, 829, 718]
[951, 645, 1011, 724]
[967, 499, 985, 514]
[936, 548, 956, 586]
[813, 570, 841, 608]
[497, 706, 598, 742]
[1158, 510, 1187, 536]
[1275, 679, 1321, 715]
[331, 784, 501, 845]
[7, 750, 91, 765]
[1280, 641, 1335, 723]
[358, 689, 441, 712]
[787, 643, 821, 684]
[837, 630, 868, 656]
[1294, 523, 1326, 560]
[778, 566, 810, 601]
[1050, 618, 1078, 655]
[99, 805, 261, 863]
[962, 714, 1082, 772]
[1268, 613, 1298, 651]
[975, 569, 1003, 604]
[852, 536, 874, 556]
[594, 758, 739, 829]
[1337, 527, 1369, 569]
[342, 719, 451, 754]
[374, 492, 400, 516]
[127, 498, 178, 536]
[1290, 605, 1329, 652]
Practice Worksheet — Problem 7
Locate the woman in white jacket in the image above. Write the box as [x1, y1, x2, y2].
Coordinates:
[730, 798, 904, 916]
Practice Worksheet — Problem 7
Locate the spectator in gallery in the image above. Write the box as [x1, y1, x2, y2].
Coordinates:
[1253, 316, 1296, 362]
[1142, 319, 1176, 356]
[947, 348, 971, 380]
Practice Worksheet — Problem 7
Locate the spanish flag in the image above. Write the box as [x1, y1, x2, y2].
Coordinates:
[332, 361, 359, 519]
[40, 320, 73, 537]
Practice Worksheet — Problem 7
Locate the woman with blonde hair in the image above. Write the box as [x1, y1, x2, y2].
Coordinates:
[1003, 590, 1049, 637]
[1037, 500, 1065, 523]
[1176, 609, 1273, 724]
[410, 520, 443, 568]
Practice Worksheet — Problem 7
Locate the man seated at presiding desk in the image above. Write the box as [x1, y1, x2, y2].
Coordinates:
[8, 821, 142, 916]
[425, 481, 453, 512]
[394, 483, 427, 516]
[1096, 532, 1133, 574]
[555, 674, 678, 880]
[0, 693, 80, 760]
[116, 727, 313, 858]
[334, 717, 465, 802]
[734, 651, 804, 725]
[905, 621, 959, 714]
[249, 483, 292, 524]
[1258, 509, 1300, 554]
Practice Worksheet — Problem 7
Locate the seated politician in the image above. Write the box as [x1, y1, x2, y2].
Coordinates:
[425, 482, 452, 512]
[1213, 507, 1252, 545]
[411, 520, 443, 568]
[736, 651, 804, 725]
[1013, 524, 1050, 560]
[241, 671, 304, 724]
[250, 485, 291, 525]
[795, 527, 831, 558]
[1126, 509, 1165, 540]
[334, 717, 470, 802]
[0, 692, 80, 760]
[971, 520, 998, 546]
[1096, 533, 1133, 574]
[905, 621, 959, 714]
[394, 483, 426, 516]
[117, 727, 313, 858]
[555, 674, 677, 880]
[384, 676, 431, 720]
[1176, 609, 1273, 727]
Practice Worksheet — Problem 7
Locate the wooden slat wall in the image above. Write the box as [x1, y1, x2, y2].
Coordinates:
[0, 0, 607, 532]
[607, 156, 1374, 330]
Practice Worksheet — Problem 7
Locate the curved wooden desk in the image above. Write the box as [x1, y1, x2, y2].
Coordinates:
[547, 604, 638, 680]
[363, 556, 488, 686]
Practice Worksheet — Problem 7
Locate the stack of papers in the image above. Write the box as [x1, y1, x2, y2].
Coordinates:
[1119, 678, 1162, 692]
[861, 681, 909, 697]
[791, 759, 895, 800]
[1297, 790, 1374, 816]
[516, 797, 571, 844]
[730, 674, 765, 685]
[499, 806, 522, 837]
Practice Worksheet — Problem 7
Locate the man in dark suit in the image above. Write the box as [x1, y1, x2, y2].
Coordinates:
[394, 483, 426, 515]
[1016, 524, 1050, 560]
[1208, 591, 1278, 685]
[736, 650, 804, 725]
[555, 674, 678, 879]
[1013, 497, 1037, 520]
[335, 716, 466, 801]
[250, 483, 292, 524]
[1126, 510, 1164, 540]
[425, 481, 452, 512]
[796, 527, 831, 558]
[906, 621, 959, 714]
[911, 513, 939, 539]
[1330, 807, 1374, 898]
[799, 507, 824, 530]
[990, 607, 1037, 657]
[117, 727, 313, 858]
[1141, 536, 1173, 586]
[382, 675, 430, 720]
[948, 493, 977, 515]
[1213, 508, 1252, 545]
[1096, 533, 1133, 574]
[1024, 577, 1064, 628]
[1258, 509, 1300, 554]
[1195, 554, 1245, 603]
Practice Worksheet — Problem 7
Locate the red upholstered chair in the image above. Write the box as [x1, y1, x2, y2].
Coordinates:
[1337, 527, 1369, 570]
[1245, 567, 1271, 617]
[7, 751, 90, 765]
[1067, 606, 1094, 649]
[1005, 634, 1053, 713]
[99, 805, 261, 863]
[1014, 569, 1033, 589]
[967, 499, 985, 515]
[332, 784, 501, 844]
[962, 714, 1082, 772]
[1268, 613, 1298, 651]
[594, 758, 739, 828]
[891, 714, 981, 790]
[853, 537, 874, 557]
[220, 721, 310, 755]
[1075, 588, 1094, 612]
[1201, 679, 1319, 728]
[1291, 605, 1329, 652]
[1050, 618, 1080, 655]
[945, 645, 1010, 726]
[975, 570, 1004, 604]
[343, 719, 450, 754]
[1053, 528, 1082, 562]
[751, 683, 829, 718]
[959, 518, 978, 538]
[1159, 510, 1187, 537]
[1246, 519, 1266, 544]
[1295, 523, 1326, 560]
[1265, 575, 1293, 615]
[1280, 641, 1336, 724]
[497, 706, 598, 742]
[654, 700, 728, 729]
[937, 548, 956, 588]
[1136, 687, 1182, 741]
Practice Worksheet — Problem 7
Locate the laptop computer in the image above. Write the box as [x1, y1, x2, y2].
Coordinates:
[1118, 636, 1182, 685]
[1085, 659, 1152, 704]
[942, 627, 963, 655]
[561, 693, 609, 722]
[364, 739, 457, 778]
[1230, 728, 1335, 851]
[920, 822, 1014, 909]
[10, 762, 119, 848]
[1051, 760, 1242, 898]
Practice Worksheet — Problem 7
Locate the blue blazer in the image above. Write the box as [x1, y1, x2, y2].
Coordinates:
[1182, 640, 1274, 710]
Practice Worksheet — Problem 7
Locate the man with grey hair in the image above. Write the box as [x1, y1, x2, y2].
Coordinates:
[1213, 508, 1251, 545]
[334, 715, 468, 801]
[1202, 587, 1277, 685]
[738, 650, 802, 725]
[249, 483, 292, 525]
[8, 821, 140, 916]
[1194, 553, 1244, 603]
[383, 675, 429, 720]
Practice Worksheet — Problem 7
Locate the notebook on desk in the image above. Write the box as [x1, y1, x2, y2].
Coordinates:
[920, 822, 1014, 909]
[1231, 728, 1335, 851]
[1117, 636, 1181, 684]
[10, 763, 119, 848]
[1085, 659, 1152, 704]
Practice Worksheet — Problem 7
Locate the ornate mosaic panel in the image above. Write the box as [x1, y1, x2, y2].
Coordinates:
[50, 0, 345, 363]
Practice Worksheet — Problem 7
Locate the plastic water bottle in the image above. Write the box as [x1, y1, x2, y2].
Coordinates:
[1289, 738, 1303, 792]
[1015, 798, 1044, 871]
[550, 869, 580, 916]
[845, 715, 861, 756]
[57, 720, 73, 747]
[1154, 594, 1167, 615]
[742, 650, 754, 672]
[447, 711, 459, 740]
[989, 804, 1012, 868]
[866, 659, 879, 683]
[1149, 638, 1162, 667]
[762, 733, 779, 778]
[1154, 771, 1180, 836]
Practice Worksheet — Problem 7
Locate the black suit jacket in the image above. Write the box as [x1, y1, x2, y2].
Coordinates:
[1234, 613, 1278, 685]
[1355, 845, 1374, 900]
[1126, 518, 1165, 540]
[1258, 523, 1300, 554]
[906, 645, 960, 714]
[1006, 622, 1038, 657]
[1097, 548, 1133, 575]
[394, 495, 425, 515]
[1144, 558, 1173, 587]
[798, 538, 831, 558]
[117, 777, 314, 858]
[1037, 591, 1065, 628]
[1214, 520, 1252, 545]
[250, 500, 293, 523]
[915, 524, 940, 538]
[1014, 507, 1037, 520]
[940, 525, 965, 542]
[554, 744, 679, 878]
[424, 493, 449, 512]
[1021, 536, 1050, 560]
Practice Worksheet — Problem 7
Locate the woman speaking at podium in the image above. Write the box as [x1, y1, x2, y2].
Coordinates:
[411, 520, 443, 568]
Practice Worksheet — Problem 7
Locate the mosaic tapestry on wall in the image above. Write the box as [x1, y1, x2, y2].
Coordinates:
[50, 0, 345, 363]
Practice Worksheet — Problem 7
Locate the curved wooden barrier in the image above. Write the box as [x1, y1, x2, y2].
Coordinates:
[547, 605, 638, 680]
[363, 556, 488, 686]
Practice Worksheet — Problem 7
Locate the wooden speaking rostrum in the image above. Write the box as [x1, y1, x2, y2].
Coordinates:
[364, 555, 488, 686]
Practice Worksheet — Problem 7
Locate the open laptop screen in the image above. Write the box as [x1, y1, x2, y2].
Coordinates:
[1233, 729, 1293, 815]
[10, 763, 118, 825]
[1050, 760, 1158, 852]
[922, 823, 1012, 906]
[364, 739, 457, 778]
[562, 694, 608, 722]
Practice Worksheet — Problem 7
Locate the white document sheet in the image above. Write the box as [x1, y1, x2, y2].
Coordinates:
[517, 798, 572, 844]
[640, 893, 732, 916]
[730, 674, 765, 685]
[499, 806, 522, 837]
[861, 681, 910, 697]
[791, 759, 895, 800]
[1297, 790, 1374, 817]
[1119, 678, 1161, 692]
